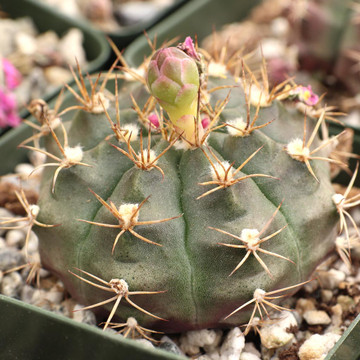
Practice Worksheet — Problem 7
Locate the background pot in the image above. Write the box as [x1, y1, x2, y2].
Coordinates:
[0, 0, 110, 174]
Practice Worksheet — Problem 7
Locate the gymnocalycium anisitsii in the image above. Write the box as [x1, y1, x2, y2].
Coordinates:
[25, 36, 346, 334]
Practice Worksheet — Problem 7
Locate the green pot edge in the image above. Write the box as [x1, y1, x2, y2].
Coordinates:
[0, 295, 186, 360]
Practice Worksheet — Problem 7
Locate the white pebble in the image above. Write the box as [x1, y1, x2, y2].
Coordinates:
[0, 208, 14, 236]
[270, 17, 289, 37]
[303, 310, 331, 326]
[44, 287, 64, 304]
[72, 304, 97, 325]
[16, 32, 37, 55]
[6, 229, 25, 248]
[21, 284, 37, 303]
[0, 208, 14, 218]
[180, 329, 219, 356]
[317, 269, 346, 290]
[196, 355, 217, 360]
[0, 237, 7, 249]
[321, 289, 333, 304]
[58, 28, 86, 68]
[15, 163, 35, 177]
[298, 333, 340, 360]
[1, 272, 23, 297]
[240, 352, 261, 360]
[203, 329, 222, 353]
[296, 298, 317, 316]
[260, 311, 297, 349]
[30, 288, 47, 306]
[219, 327, 245, 360]
[243, 343, 261, 358]
[303, 279, 319, 293]
[29, 151, 47, 168]
[337, 295, 355, 313]
[134, 338, 154, 349]
[327, 304, 342, 332]
[335, 261, 352, 276]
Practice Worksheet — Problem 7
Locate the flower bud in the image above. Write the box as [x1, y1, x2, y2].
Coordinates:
[146, 47, 200, 143]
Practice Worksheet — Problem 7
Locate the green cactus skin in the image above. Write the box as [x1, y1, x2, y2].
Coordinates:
[35, 46, 338, 333]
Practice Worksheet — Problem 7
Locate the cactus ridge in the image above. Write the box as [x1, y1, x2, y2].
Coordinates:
[30, 41, 340, 333]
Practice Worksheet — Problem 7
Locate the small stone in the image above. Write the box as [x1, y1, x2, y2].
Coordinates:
[14, 163, 35, 177]
[203, 329, 222, 353]
[219, 327, 245, 360]
[240, 352, 261, 360]
[203, 351, 220, 360]
[44, 286, 64, 304]
[1, 272, 23, 297]
[16, 32, 37, 55]
[134, 338, 154, 349]
[335, 260, 352, 276]
[103, 327, 117, 334]
[0, 208, 14, 236]
[180, 329, 219, 356]
[196, 355, 215, 360]
[321, 289, 333, 304]
[0, 237, 7, 249]
[21, 284, 36, 303]
[317, 269, 346, 290]
[298, 333, 340, 360]
[337, 295, 355, 313]
[260, 311, 298, 349]
[243, 343, 261, 358]
[44, 66, 72, 86]
[328, 304, 343, 331]
[114, 2, 164, 26]
[39, 268, 50, 278]
[159, 336, 184, 356]
[295, 298, 317, 316]
[270, 17, 289, 37]
[72, 304, 97, 325]
[58, 28, 86, 68]
[30, 288, 48, 306]
[29, 151, 47, 168]
[303, 279, 319, 293]
[303, 310, 331, 325]
[6, 229, 25, 248]
[261, 38, 286, 59]
[0, 248, 24, 271]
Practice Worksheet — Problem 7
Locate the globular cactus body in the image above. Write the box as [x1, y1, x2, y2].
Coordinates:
[35, 41, 338, 333]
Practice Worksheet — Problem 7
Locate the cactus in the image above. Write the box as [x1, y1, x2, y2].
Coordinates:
[29, 38, 340, 334]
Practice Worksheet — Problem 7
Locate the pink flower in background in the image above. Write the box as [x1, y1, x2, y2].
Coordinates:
[294, 85, 319, 106]
[0, 89, 21, 128]
[2, 58, 22, 90]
